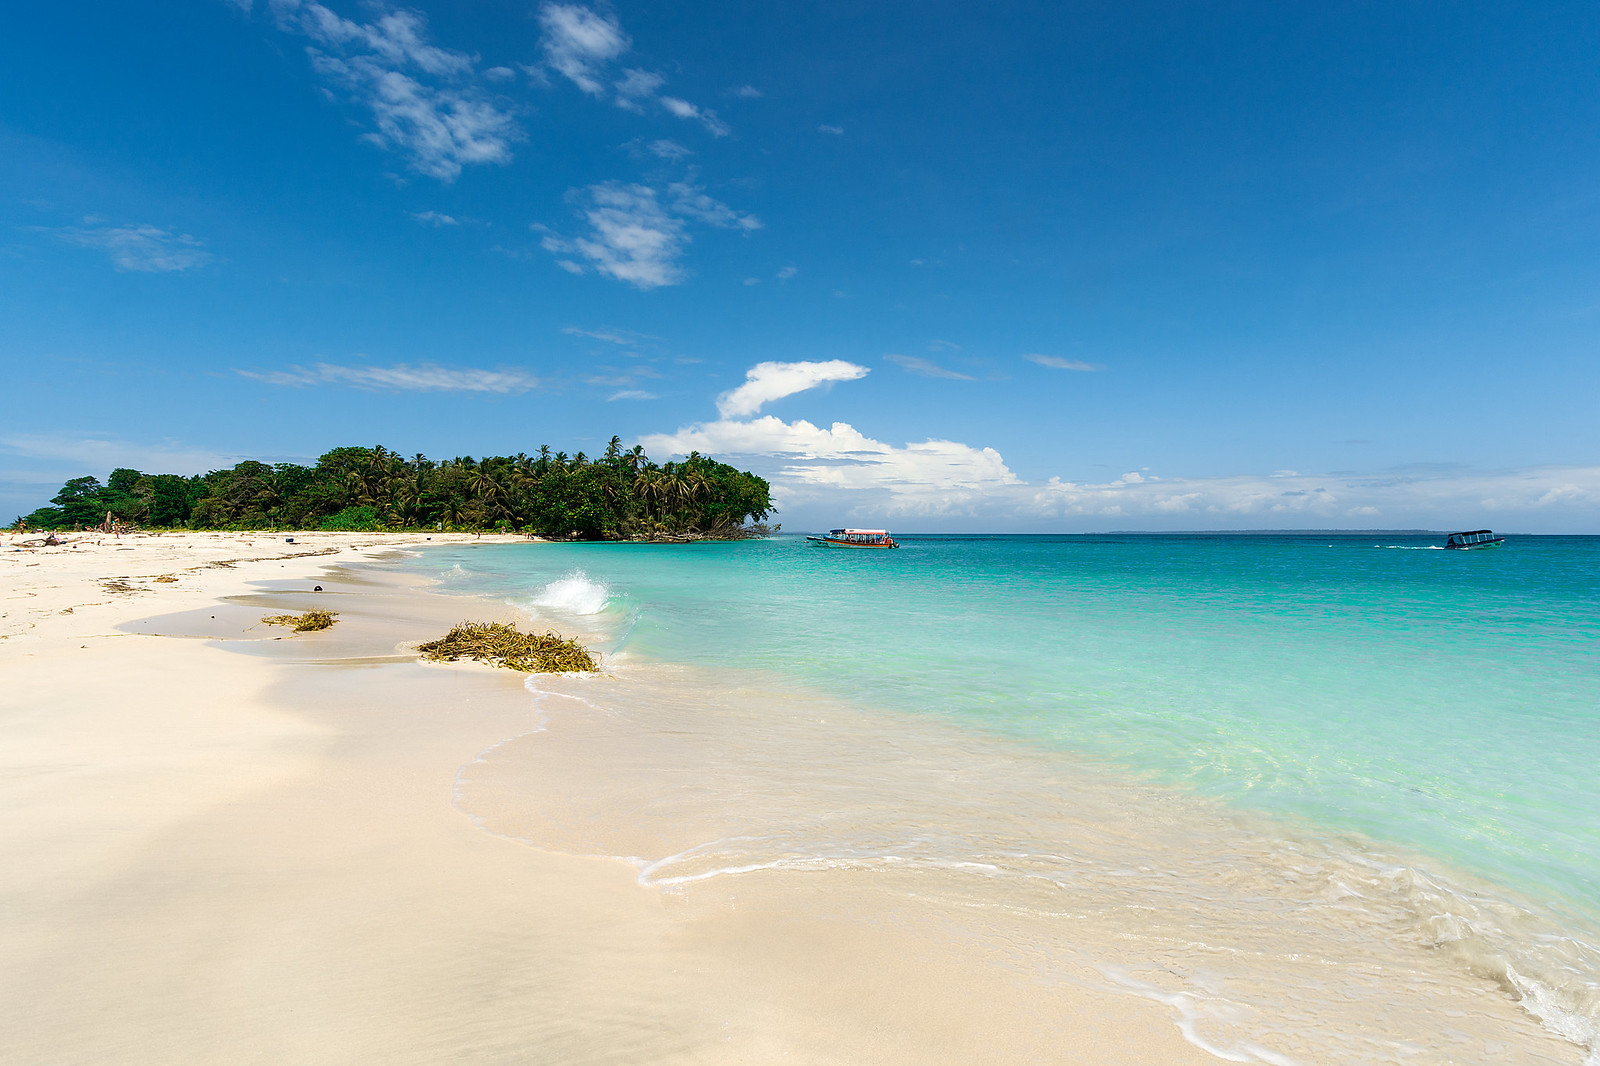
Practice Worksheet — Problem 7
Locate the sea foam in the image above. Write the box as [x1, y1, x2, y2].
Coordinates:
[532, 570, 610, 616]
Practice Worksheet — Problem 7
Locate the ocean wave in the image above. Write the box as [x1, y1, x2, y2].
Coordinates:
[532, 570, 610, 615]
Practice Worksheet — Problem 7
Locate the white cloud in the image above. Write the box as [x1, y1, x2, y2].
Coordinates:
[647, 138, 692, 160]
[614, 68, 665, 111]
[731, 84, 762, 99]
[541, 181, 759, 289]
[716, 360, 869, 418]
[884, 353, 975, 381]
[743, 277, 760, 286]
[607, 389, 657, 401]
[641, 416, 1020, 516]
[818, 124, 844, 135]
[538, 2, 629, 95]
[641, 360, 1600, 529]
[540, 183, 686, 288]
[1025, 353, 1103, 372]
[238, 361, 539, 393]
[269, 0, 519, 181]
[647, 410, 1600, 526]
[660, 96, 730, 136]
[483, 65, 516, 82]
[666, 182, 761, 230]
[409, 210, 459, 226]
[56, 223, 213, 273]
[777, 265, 798, 281]
[535, 3, 727, 134]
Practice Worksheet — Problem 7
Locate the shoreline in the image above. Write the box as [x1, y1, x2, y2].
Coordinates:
[405, 540, 1597, 1064]
[0, 532, 1218, 1064]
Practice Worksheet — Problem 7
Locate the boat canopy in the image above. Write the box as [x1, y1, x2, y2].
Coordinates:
[1446, 529, 1501, 547]
[831, 528, 888, 535]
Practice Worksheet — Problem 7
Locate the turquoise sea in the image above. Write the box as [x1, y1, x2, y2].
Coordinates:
[420, 532, 1600, 1061]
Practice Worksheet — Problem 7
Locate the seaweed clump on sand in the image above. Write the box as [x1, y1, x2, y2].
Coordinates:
[262, 609, 338, 632]
[417, 622, 596, 673]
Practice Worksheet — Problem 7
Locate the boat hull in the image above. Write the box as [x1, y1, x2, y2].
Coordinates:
[1445, 539, 1504, 550]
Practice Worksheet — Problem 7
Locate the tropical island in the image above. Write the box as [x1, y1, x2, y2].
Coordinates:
[12, 439, 774, 541]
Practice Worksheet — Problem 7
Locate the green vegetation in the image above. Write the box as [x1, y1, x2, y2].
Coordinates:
[262, 609, 338, 632]
[11, 439, 773, 540]
[417, 622, 596, 673]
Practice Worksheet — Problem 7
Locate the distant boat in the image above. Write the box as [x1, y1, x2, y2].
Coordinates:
[806, 528, 899, 549]
[1445, 529, 1504, 550]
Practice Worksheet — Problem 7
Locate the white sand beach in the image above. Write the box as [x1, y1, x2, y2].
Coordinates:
[0, 531, 1216, 1064]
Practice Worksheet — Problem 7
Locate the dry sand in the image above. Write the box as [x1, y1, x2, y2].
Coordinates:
[0, 530, 1216, 1064]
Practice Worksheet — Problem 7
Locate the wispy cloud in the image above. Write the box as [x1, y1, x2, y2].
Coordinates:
[409, 210, 459, 226]
[716, 360, 869, 418]
[541, 181, 759, 288]
[777, 265, 798, 281]
[563, 326, 650, 346]
[56, 223, 213, 272]
[660, 96, 730, 136]
[536, 3, 727, 134]
[646, 138, 691, 160]
[268, 0, 519, 181]
[238, 361, 538, 393]
[1024, 353, 1102, 372]
[607, 389, 657, 401]
[539, 3, 629, 95]
[818, 124, 844, 135]
[731, 84, 762, 99]
[0, 433, 236, 474]
[884, 353, 975, 380]
[613, 68, 665, 111]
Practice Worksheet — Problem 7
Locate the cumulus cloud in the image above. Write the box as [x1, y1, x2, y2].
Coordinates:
[715, 360, 870, 418]
[541, 181, 759, 288]
[238, 361, 538, 393]
[269, 0, 519, 181]
[56, 223, 213, 272]
[641, 360, 1600, 528]
[642, 416, 1020, 516]
[884, 353, 974, 380]
[1025, 353, 1102, 371]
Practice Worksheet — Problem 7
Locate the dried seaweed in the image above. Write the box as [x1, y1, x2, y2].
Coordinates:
[261, 609, 338, 632]
[417, 622, 596, 673]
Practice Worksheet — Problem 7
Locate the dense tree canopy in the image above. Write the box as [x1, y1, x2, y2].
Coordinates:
[14, 441, 774, 540]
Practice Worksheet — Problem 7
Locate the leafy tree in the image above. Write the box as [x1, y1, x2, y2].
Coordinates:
[17, 439, 774, 538]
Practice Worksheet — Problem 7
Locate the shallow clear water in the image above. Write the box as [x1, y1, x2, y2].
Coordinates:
[422, 532, 1600, 1060]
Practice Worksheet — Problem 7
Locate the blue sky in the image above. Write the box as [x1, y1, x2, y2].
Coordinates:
[3, 1, 1599, 531]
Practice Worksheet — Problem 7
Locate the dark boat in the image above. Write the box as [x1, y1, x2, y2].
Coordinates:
[1444, 529, 1504, 550]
